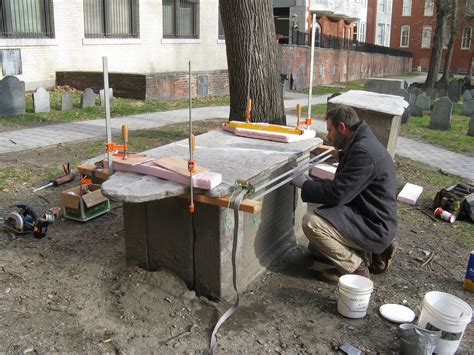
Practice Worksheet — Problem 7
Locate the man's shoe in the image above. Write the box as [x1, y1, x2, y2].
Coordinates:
[369, 242, 397, 274]
[352, 261, 370, 279]
[315, 268, 341, 285]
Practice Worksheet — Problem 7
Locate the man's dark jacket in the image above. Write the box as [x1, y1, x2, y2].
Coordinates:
[301, 121, 397, 254]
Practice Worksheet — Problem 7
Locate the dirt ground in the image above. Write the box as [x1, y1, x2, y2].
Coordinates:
[1, 120, 473, 353]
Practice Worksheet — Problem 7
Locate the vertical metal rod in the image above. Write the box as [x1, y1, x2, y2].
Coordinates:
[307, 13, 316, 122]
[188, 60, 193, 208]
[103, 56, 113, 173]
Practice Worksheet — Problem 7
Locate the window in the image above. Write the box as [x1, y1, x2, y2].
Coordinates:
[421, 26, 432, 48]
[376, 23, 385, 45]
[84, 0, 139, 38]
[360, 22, 366, 42]
[424, 0, 434, 16]
[400, 25, 410, 47]
[163, 0, 199, 39]
[461, 26, 472, 49]
[0, 0, 54, 38]
[402, 0, 412, 16]
[353, 22, 358, 42]
[218, 7, 224, 40]
[378, 0, 385, 13]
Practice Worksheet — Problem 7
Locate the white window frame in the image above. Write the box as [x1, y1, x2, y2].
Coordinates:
[376, 23, 385, 45]
[402, 0, 412, 16]
[378, 0, 386, 13]
[421, 25, 432, 48]
[424, 0, 434, 16]
[461, 26, 472, 49]
[400, 25, 410, 48]
[359, 22, 366, 42]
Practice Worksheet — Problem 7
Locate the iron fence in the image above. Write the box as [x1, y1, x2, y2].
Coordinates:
[288, 30, 413, 58]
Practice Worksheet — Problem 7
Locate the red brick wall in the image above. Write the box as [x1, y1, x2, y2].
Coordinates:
[391, 0, 472, 72]
[280, 45, 412, 87]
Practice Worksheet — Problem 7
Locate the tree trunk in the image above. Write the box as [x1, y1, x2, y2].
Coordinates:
[425, 0, 449, 89]
[439, 0, 458, 85]
[219, 0, 286, 124]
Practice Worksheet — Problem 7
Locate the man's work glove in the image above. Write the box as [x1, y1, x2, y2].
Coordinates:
[291, 174, 310, 189]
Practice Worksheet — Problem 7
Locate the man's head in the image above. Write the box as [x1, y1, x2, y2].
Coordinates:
[325, 105, 360, 149]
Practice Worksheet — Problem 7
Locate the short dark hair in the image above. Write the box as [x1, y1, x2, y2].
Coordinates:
[325, 105, 360, 130]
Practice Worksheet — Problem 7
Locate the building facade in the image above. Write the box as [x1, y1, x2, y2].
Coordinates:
[366, 0, 392, 46]
[0, 0, 227, 91]
[391, 0, 473, 72]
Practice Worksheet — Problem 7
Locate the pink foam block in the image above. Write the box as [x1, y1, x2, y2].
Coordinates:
[111, 160, 222, 190]
[397, 183, 423, 205]
[222, 125, 316, 143]
[310, 164, 337, 180]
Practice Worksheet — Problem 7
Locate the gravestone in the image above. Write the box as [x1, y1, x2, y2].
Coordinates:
[447, 80, 462, 103]
[416, 94, 431, 110]
[427, 87, 437, 99]
[394, 88, 410, 101]
[0, 75, 25, 116]
[464, 89, 474, 101]
[468, 115, 474, 137]
[33, 87, 50, 113]
[435, 80, 448, 98]
[81, 88, 96, 108]
[429, 97, 452, 131]
[462, 100, 474, 116]
[61, 93, 73, 111]
[290, 72, 300, 90]
[197, 75, 208, 96]
[100, 88, 113, 107]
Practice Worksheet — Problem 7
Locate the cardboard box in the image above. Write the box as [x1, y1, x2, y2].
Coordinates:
[60, 184, 110, 222]
[77, 163, 109, 185]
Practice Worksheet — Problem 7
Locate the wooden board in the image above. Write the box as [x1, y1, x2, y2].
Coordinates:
[180, 193, 262, 214]
[154, 156, 208, 177]
[113, 155, 152, 166]
[311, 144, 339, 157]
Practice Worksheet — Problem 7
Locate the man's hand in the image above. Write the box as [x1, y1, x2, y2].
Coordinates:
[291, 174, 310, 189]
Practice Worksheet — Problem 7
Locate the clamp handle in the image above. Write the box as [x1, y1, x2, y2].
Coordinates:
[245, 99, 252, 123]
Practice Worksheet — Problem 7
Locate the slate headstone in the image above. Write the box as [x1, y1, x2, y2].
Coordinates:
[410, 104, 424, 117]
[447, 79, 462, 103]
[0, 75, 25, 117]
[463, 89, 473, 101]
[33, 87, 50, 113]
[429, 97, 453, 131]
[81, 88, 96, 108]
[401, 108, 410, 124]
[468, 115, 474, 137]
[290, 72, 300, 90]
[394, 88, 410, 101]
[462, 100, 474, 116]
[427, 87, 437, 99]
[197, 75, 208, 96]
[61, 93, 73, 111]
[435, 81, 447, 98]
[100, 88, 113, 107]
[437, 87, 447, 98]
[416, 94, 431, 110]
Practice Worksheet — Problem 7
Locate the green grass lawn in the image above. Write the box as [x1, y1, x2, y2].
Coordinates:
[0, 91, 230, 130]
[291, 79, 365, 96]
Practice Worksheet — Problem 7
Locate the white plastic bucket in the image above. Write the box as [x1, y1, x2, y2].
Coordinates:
[418, 291, 472, 354]
[337, 274, 374, 318]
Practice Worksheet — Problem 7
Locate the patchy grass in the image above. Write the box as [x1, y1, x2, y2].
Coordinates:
[291, 80, 365, 96]
[389, 71, 424, 77]
[286, 103, 327, 119]
[0, 91, 229, 131]
[400, 112, 474, 156]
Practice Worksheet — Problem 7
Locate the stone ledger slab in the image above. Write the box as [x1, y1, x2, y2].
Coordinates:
[364, 78, 407, 95]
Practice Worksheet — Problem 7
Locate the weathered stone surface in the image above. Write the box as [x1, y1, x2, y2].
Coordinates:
[464, 89, 474, 101]
[364, 78, 408, 95]
[427, 87, 437, 99]
[328, 90, 408, 115]
[100, 88, 113, 107]
[448, 79, 463, 103]
[468, 115, 474, 137]
[462, 100, 474, 116]
[0, 76, 25, 117]
[81, 88, 96, 108]
[394, 88, 410, 101]
[429, 97, 452, 130]
[61, 93, 73, 111]
[33, 87, 50, 113]
[416, 94, 431, 110]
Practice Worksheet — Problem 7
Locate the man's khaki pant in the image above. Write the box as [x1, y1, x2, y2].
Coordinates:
[302, 212, 364, 274]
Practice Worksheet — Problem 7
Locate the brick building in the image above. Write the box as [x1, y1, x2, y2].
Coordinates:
[366, 0, 393, 46]
[391, 0, 473, 73]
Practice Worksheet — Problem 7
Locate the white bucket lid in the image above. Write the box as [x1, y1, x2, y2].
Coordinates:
[339, 274, 373, 292]
[424, 291, 472, 325]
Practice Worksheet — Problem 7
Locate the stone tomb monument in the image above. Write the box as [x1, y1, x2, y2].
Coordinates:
[328, 90, 408, 158]
[100, 88, 113, 107]
[81, 88, 96, 108]
[429, 97, 453, 131]
[61, 93, 73, 111]
[364, 78, 408, 95]
[0, 76, 25, 117]
[33, 87, 50, 113]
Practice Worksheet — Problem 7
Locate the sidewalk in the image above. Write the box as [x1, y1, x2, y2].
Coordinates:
[0, 93, 473, 180]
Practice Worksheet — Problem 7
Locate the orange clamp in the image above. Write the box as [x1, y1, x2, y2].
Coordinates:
[188, 159, 195, 173]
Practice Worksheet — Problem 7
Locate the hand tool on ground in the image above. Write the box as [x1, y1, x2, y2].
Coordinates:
[32, 210, 57, 239]
[33, 163, 75, 192]
[4, 204, 38, 234]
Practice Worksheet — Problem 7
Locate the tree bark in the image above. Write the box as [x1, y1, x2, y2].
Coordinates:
[219, 0, 286, 124]
[425, 0, 449, 89]
[439, 0, 458, 85]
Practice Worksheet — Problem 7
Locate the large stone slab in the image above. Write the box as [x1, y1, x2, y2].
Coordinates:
[429, 97, 452, 130]
[364, 78, 408, 95]
[81, 88, 96, 108]
[61, 93, 73, 111]
[100, 88, 113, 107]
[0, 76, 25, 117]
[33, 87, 50, 113]
[462, 100, 474, 116]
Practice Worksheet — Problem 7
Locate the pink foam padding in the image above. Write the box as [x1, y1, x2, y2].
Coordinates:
[112, 160, 222, 190]
[310, 164, 337, 180]
[222, 125, 316, 143]
[397, 183, 423, 205]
